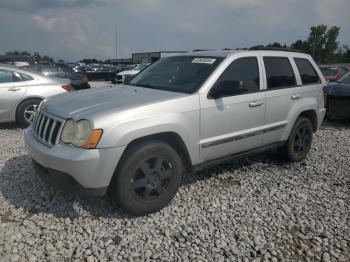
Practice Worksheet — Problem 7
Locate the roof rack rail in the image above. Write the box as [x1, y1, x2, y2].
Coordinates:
[248, 47, 300, 52]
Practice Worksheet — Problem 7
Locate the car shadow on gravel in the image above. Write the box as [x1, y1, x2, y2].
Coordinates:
[0, 155, 134, 220]
[0, 123, 22, 129]
[1, 152, 290, 220]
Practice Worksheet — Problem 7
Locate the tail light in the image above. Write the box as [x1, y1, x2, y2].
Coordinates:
[62, 84, 72, 92]
[82, 75, 88, 82]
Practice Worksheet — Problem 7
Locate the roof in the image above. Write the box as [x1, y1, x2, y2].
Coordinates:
[179, 49, 309, 58]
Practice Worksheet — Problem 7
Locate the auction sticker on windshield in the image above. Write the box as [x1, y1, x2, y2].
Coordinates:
[192, 58, 216, 64]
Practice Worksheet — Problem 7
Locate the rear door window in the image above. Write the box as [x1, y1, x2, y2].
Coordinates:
[294, 58, 321, 85]
[263, 57, 296, 89]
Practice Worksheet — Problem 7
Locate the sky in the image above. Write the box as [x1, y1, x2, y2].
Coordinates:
[0, 0, 349, 62]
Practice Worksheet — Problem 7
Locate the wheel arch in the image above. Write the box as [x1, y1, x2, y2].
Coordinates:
[299, 109, 318, 132]
[120, 132, 193, 173]
[14, 96, 43, 122]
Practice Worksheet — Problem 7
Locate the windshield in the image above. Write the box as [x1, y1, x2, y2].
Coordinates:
[320, 67, 338, 76]
[130, 56, 223, 93]
[338, 71, 350, 84]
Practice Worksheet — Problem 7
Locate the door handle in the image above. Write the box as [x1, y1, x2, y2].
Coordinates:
[291, 94, 301, 100]
[8, 87, 21, 91]
[249, 100, 264, 108]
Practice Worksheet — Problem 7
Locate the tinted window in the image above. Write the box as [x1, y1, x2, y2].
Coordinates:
[264, 57, 296, 89]
[340, 67, 348, 77]
[0, 69, 14, 84]
[339, 71, 350, 84]
[294, 58, 320, 85]
[213, 57, 260, 96]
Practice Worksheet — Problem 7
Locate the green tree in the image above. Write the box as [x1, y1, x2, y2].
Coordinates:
[80, 58, 102, 64]
[290, 40, 309, 53]
[266, 42, 283, 48]
[323, 26, 340, 63]
[307, 25, 327, 63]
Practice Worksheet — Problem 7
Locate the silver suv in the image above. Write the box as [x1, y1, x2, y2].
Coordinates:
[25, 50, 326, 215]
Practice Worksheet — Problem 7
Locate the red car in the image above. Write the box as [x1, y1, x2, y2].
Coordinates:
[320, 65, 349, 82]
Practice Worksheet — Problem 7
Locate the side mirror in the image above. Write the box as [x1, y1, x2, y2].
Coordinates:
[208, 80, 245, 99]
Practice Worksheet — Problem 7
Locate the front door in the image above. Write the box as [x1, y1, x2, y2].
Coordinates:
[200, 57, 266, 162]
[0, 69, 27, 121]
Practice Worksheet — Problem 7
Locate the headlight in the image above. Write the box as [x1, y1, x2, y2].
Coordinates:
[61, 119, 103, 149]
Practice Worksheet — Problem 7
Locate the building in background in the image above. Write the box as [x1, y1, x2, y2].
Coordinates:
[105, 58, 133, 65]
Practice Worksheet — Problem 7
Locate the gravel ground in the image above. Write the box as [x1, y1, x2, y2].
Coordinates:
[0, 120, 349, 262]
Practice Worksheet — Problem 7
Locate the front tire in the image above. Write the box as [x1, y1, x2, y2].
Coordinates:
[16, 98, 41, 127]
[110, 141, 183, 215]
[281, 117, 313, 162]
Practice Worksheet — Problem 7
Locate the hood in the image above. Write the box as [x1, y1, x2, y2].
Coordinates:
[117, 70, 140, 76]
[41, 84, 186, 119]
[328, 82, 350, 97]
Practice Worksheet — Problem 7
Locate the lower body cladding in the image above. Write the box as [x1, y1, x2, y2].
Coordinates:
[24, 128, 126, 196]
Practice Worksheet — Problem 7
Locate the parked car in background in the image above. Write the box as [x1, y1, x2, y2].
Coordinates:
[85, 64, 117, 81]
[0, 64, 71, 126]
[320, 65, 349, 82]
[23, 65, 90, 90]
[114, 63, 150, 84]
[326, 71, 350, 119]
[25, 50, 325, 215]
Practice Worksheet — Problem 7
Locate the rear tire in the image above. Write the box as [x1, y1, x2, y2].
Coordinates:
[16, 98, 41, 127]
[280, 117, 313, 162]
[110, 141, 183, 215]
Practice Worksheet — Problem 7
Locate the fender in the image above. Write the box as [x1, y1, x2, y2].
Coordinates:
[97, 111, 202, 165]
[282, 96, 318, 140]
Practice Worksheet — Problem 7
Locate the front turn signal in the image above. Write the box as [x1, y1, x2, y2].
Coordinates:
[82, 129, 103, 149]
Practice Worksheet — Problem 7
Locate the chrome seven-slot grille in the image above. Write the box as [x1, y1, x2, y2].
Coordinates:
[32, 111, 63, 146]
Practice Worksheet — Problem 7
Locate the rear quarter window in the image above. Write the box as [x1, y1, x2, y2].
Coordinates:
[263, 57, 296, 89]
[294, 58, 321, 85]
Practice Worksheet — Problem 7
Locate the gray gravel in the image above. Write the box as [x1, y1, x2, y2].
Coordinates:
[0, 121, 349, 261]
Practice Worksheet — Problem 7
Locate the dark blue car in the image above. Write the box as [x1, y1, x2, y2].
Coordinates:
[326, 71, 350, 119]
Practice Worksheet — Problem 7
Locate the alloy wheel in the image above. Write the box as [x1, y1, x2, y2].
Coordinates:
[293, 125, 311, 156]
[23, 104, 38, 123]
[131, 156, 173, 202]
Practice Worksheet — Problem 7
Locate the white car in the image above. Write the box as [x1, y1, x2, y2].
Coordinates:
[0, 64, 71, 126]
[25, 49, 326, 215]
[115, 64, 150, 84]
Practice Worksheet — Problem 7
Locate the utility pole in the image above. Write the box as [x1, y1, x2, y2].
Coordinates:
[115, 25, 118, 59]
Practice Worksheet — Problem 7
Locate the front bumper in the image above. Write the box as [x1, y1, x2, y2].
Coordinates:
[24, 127, 126, 196]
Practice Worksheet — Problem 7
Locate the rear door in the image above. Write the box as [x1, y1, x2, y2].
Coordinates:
[261, 56, 298, 145]
[200, 56, 266, 161]
[0, 69, 28, 121]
